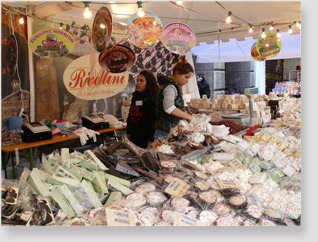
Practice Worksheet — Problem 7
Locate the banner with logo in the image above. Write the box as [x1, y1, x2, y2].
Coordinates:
[29, 28, 75, 58]
[63, 54, 129, 100]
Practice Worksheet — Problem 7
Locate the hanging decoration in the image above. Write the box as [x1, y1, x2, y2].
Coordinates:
[127, 11, 163, 48]
[66, 22, 92, 57]
[256, 33, 282, 58]
[161, 22, 196, 55]
[251, 42, 266, 61]
[63, 54, 129, 100]
[92, 6, 113, 52]
[117, 39, 179, 83]
[98, 44, 135, 73]
[29, 28, 75, 58]
[6, 35, 18, 76]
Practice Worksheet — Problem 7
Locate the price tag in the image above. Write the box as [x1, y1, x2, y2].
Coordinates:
[214, 167, 233, 173]
[106, 208, 136, 226]
[218, 159, 231, 164]
[164, 177, 190, 198]
[228, 159, 244, 169]
[173, 212, 202, 226]
[216, 180, 242, 190]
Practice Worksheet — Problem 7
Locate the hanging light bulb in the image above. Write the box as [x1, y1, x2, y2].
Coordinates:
[83, 2, 92, 19]
[261, 28, 266, 38]
[176, 1, 183, 6]
[137, 1, 145, 18]
[226, 11, 232, 24]
[276, 29, 281, 38]
[269, 25, 274, 31]
[153, 21, 157, 26]
[297, 21, 301, 29]
[249, 25, 253, 33]
[59, 23, 63, 30]
[265, 44, 269, 47]
[288, 25, 293, 34]
[19, 16, 24, 24]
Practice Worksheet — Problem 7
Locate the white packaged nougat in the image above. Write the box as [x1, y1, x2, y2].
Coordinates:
[249, 172, 267, 184]
[213, 152, 235, 161]
[237, 140, 251, 152]
[203, 161, 224, 173]
[282, 165, 296, 177]
[258, 147, 274, 161]
[220, 142, 238, 153]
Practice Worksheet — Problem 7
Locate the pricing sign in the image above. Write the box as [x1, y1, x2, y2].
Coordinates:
[216, 180, 242, 190]
[228, 159, 244, 169]
[173, 212, 202, 226]
[164, 178, 190, 198]
[106, 208, 136, 226]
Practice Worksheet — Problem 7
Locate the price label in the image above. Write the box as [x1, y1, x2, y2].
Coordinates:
[106, 208, 136, 226]
[164, 177, 190, 198]
[216, 180, 242, 190]
[173, 212, 202, 226]
[214, 167, 233, 173]
[228, 159, 244, 169]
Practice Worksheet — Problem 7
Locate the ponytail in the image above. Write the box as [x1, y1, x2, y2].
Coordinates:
[172, 55, 194, 76]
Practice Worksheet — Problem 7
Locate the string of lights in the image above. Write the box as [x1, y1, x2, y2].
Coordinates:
[1, 1, 301, 40]
[214, 1, 301, 39]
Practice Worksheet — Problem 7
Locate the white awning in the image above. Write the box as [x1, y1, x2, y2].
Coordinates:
[192, 32, 301, 63]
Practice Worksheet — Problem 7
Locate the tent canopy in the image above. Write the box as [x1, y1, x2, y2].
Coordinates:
[3, 1, 301, 43]
[192, 31, 301, 63]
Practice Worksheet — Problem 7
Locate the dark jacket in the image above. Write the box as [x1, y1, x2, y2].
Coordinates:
[155, 76, 185, 132]
[126, 91, 157, 148]
[197, 79, 211, 98]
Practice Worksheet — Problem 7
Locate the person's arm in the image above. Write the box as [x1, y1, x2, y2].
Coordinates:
[163, 85, 193, 122]
[170, 107, 193, 122]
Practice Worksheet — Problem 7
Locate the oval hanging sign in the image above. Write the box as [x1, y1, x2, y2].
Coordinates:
[92, 6, 113, 52]
[161, 22, 196, 55]
[63, 54, 129, 100]
[29, 28, 75, 58]
[256, 33, 282, 58]
[251, 42, 266, 61]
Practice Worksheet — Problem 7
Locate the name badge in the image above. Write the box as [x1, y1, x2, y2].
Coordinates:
[135, 101, 143, 106]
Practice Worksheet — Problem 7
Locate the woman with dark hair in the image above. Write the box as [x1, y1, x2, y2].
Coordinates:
[126, 70, 159, 148]
[154, 56, 194, 139]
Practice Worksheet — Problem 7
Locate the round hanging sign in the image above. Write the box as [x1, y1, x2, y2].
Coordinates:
[256, 33, 282, 58]
[251, 42, 266, 61]
[99, 44, 135, 73]
[161, 22, 196, 55]
[29, 28, 75, 58]
[92, 6, 113, 52]
[63, 54, 129, 100]
[127, 11, 163, 48]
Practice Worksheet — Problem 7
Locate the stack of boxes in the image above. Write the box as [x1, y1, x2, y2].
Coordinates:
[190, 94, 272, 125]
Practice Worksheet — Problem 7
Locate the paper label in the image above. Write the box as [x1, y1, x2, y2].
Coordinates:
[135, 101, 143, 106]
[218, 159, 231, 164]
[106, 208, 136, 226]
[216, 180, 242, 190]
[214, 167, 233, 173]
[164, 177, 190, 198]
[228, 159, 244, 169]
[173, 212, 202, 226]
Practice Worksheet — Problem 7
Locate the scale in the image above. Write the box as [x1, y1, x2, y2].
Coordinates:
[23, 122, 51, 133]
[221, 113, 249, 126]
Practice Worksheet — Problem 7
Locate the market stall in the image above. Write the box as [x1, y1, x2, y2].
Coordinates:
[1, 1, 301, 227]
